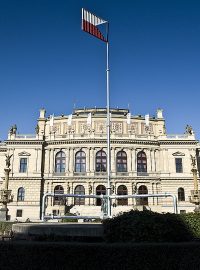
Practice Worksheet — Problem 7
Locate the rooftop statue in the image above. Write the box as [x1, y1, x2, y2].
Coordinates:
[185, 125, 194, 135]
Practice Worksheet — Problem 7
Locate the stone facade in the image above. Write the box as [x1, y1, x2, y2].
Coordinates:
[0, 108, 199, 221]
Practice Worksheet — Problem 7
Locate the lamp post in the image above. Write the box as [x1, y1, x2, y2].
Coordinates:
[189, 155, 200, 212]
[0, 154, 13, 220]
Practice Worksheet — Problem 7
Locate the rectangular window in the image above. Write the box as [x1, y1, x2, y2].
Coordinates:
[175, 158, 183, 173]
[16, 209, 23, 217]
[19, 158, 27, 173]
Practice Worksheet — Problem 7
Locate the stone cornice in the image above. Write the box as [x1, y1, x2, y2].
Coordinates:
[46, 139, 159, 146]
[5, 140, 44, 145]
[158, 140, 198, 145]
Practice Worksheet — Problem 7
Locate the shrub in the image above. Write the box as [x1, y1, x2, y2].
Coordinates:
[0, 222, 14, 234]
[103, 210, 194, 243]
[61, 213, 78, 223]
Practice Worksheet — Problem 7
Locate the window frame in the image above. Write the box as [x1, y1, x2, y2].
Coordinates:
[17, 187, 25, 201]
[19, 158, 27, 173]
[55, 151, 66, 173]
[175, 158, 183, 173]
[75, 151, 86, 173]
[178, 187, 185, 201]
[137, 151, 147, 173]
[116, 151, 127, 172]
[137, 185, 148, 206]
[96, 150, 107, 172]
[54, 185, 65, 205]
[74, 185, 85, 205]
[117, 185, 128, 205]
[16, 209, 23, 217]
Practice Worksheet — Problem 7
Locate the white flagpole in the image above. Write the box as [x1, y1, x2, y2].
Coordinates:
[106, 23, 111, 217]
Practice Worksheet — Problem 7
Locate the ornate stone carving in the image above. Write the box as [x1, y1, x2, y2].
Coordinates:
[128, 122, 138, 134]
[141, 123, 153, 134]
[111, 122, 123, 134]
[5, 154, 13, 168]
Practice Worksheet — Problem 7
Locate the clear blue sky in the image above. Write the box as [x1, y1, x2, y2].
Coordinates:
[0, 0, 200, 140]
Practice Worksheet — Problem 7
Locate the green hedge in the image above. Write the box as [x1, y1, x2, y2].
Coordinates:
[0, 221, 14, 234]
[180, 213, 200, 238]
[103, 210, 196, 243]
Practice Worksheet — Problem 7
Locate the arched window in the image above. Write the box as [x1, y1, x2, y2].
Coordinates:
[55, 151, 66, 173]
[116, 151, 127, 172]
[74, 185, 85, 205]
[17, 187, 25, 201]
[96, 150, 107, 172]
[54, 185, 65, 205]
[117, 185, 128, 205]
[178, 187, 185, 201]
[75, 151, 86, 172]
[137, 185, 148, 205]
[137, 151, 147, 173]
[96, 185, 106, 206]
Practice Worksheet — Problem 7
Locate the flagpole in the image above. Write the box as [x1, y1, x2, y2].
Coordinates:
[106, 23, 111, 218]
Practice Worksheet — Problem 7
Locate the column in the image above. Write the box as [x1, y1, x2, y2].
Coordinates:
[69, 148, 74, 173]
[111, 147, 116, 173]
[131, 148, 136, 172]
[127, 148, 132, 173]
[86, 148, 90, 173]
[44, 149, 50, 174]
[35, 148, 38, 172]
[155, 150, 160, 172]
[65, 148, 70, 172]
[50, 149, 54, 174]
[146, 149, 151, 173]
[90, 147, 94, 173]
[151, 149, 155, 172]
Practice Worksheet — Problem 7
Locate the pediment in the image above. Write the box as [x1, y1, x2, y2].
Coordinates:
[18, 151, 31, 156]
[172, 151, 185, 156]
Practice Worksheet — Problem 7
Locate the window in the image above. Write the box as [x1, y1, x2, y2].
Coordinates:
[54, 185, 65, 205]
[137, 185, 148, 205]
[137, 151, 147, 172]
[55, 151, 66, 173]
[117, 185, 128, 205]
[178, 187, 185, 201]
[19, 158, 27, 173]
[175, 158, 183, 173]
[75, 151, 86, 172]
[74, 185, 85, 205]
[116, 151, 127, 172]
[96, 185, 106, 206]
[17, 187, 25, 201]
[96, 150, 107, 172]
[16, 209, 22, 217]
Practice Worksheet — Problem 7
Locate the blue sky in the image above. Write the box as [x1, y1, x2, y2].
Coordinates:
[0, 0, 200, 139]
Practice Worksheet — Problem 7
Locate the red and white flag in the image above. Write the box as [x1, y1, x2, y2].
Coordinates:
[82, 8, 108, 42]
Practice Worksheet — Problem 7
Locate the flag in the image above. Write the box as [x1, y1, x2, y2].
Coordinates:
[49, 114, 54, 127]
[82, 8, 108, 42]
[145, 114, 149, 126]
[68, 114, 72, 126]
[127, 113, 131, 125]
[87, 112, 92, 125]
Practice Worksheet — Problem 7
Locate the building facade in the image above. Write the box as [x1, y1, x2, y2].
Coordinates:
[0, 108, 199, 221]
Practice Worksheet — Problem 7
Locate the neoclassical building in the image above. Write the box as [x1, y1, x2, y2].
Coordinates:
[0, 107, 199, 221]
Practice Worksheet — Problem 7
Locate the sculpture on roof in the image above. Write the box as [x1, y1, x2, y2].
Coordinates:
[185, 125, 194, 135]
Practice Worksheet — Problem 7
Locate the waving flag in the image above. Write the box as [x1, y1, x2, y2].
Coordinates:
[82, 8, 108, 42]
